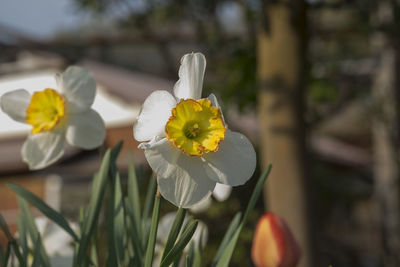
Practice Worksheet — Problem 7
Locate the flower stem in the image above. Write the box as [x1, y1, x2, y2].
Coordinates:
[144, 186, 161, 267]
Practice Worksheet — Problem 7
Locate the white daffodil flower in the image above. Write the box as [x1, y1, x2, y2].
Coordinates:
[0, 66, 105, 170]
[133, 52, 256, 208]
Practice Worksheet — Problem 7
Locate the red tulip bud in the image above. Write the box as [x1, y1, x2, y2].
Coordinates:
[251, 213, 301, 267]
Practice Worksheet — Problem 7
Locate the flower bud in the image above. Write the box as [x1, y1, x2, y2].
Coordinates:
[251, 213, 301, 267]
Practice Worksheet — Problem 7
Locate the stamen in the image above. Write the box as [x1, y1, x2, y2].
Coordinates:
[184, 122, 200, 139]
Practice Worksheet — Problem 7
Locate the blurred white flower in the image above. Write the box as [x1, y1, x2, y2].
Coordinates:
[134, 52, 256, 208]
[0, 66, 105, 170]
[154, 212, 208, 267]
[16, 216, 78, 267]
[190, 183, 232, 213]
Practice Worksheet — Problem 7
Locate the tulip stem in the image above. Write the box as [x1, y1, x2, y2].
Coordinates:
[144, 186, 161, 267]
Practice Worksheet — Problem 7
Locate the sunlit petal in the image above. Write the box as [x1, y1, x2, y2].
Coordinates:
[66, 110, 105, 149]
[173, 53, 206, 100]
[60, 66, 96, 113]
[213, 183, 232, 202]
[21, 131, 65, 170]
[0, 89, 31, 122]
[157, 173, 215, 208]
[203, 130, 256, 186]
[145, 138, 216, 207]
[207, 93, 226, 124]
[189, 195, 212, 213]
[134, 90, 177, 142]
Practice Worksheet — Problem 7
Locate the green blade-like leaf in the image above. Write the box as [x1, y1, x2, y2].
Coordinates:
[143, 192, 161, 267]
[31, 235, 43, 267]
[17, 197, 50, 267]
[17, 216, 28, 262]
[125, 200, 143, 266]
[215, 165, 272, 267]
[0, 243, 4, 265]
[113, 173, 125, 265]
[126, 154, 144, 265]
[1, 242, 11, 267]
[0, 213, 24, 265]
[8, 183, 79, 242]
[75, 149, 111, 266]
[110, 140, 123, 162]
[106, 169, 117, 267]
[127, 153, 141, 233]
[143, 175, 157, 221]
[142, 175, 157, 249]
[186, 243, 195, 267]
[161, 207, 186, 262]
[160, 220, 198, 267]
[89, 235, 98, 267]
[0, 214, 13, 241]
[211, 212, 241, 266]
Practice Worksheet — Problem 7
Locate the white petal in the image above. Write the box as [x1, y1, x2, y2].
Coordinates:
[158, 174, 215, 208]
[60, 66, 96, 113]
[21, 131, 65, 170]
[144, 138, 215, 207]
[203, 130, 256, 186]
[213, 183, 232, 202]
[189, 195, 212, 213]
[157, 212, 177, 243]
[143, 138, 182, 178]
[207, 93, 226, 124]
[189, 220, 208, 250]
[173, 53, 206, 100]
[133, 90, 177, 142]
[66, 110, 105, 149]
[0, 89, 31, 122]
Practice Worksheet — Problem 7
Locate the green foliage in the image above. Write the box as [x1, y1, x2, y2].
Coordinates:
[0, 142, 271, 267]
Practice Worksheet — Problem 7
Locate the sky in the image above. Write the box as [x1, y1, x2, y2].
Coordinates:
[0, 0, 89, 41]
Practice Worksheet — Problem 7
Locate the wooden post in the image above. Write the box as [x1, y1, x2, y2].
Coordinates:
[257, 1, 313, 266]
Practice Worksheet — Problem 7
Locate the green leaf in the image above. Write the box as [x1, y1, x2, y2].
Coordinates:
[31, 235, 43, 267]
[0, 243, 4, 265]
[144, 191, 161, 267]
[8, 183, 79, 242]
[211, 212, 241, 266]
[143, 175, 157, 221]
[17, 216, 28, 262]
[89, 235, 98, 267]
[124, 204, 142, 266]
[0, 213, 13, 240]
[186, 243, 195, 267]
[113, 173, 126, 265]
[106, 168, 117, 267]
[161, 207, 186, 262]
[215, 165, 272, 267]
[127, 153, 141, 233]
[75, 149, 111, 266]
[17, 197, 50, 267]
[142, 175, 157, 249]
[110, 140, 123, 162]
[126, 154, 144, 265]
[1, 242, 11, 267]
[160, 220, 198, 267]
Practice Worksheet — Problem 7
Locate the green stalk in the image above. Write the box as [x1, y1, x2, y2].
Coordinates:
[144, 187, 161, 267]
